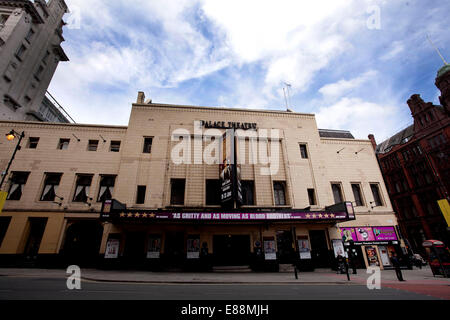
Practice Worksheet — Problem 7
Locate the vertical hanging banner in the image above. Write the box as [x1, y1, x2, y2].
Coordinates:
[219, 129, 242, 207]
[0, 191, 7, 213]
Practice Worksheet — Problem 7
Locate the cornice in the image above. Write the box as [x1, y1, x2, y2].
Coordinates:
[0, 120, 128, 133]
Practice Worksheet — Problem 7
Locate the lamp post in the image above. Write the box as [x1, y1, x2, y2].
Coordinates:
[0, 130, 25, 191]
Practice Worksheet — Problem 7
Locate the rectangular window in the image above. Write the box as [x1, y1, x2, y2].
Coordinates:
[40, 173, 62, 201]
[307, 188, 317, 206]
[0, 14, 9, 26]
[42, 51, 50, 64]
[0, 217, 12, 248]
[351, 183, 364, 206]
[34, 65, 44, 81]
[143, 137, 153, 153]
[27, 137, 39, 149]
[25, 28, 35, 43]
[136, 185, 146, 204]
[205, 179, 221, 205]
[97, 175, 116, 202]
[110, 141, 121, 152]
[331, 183, 344, 204]
[7, 172, 30, 201]
[299, 144, 308, 159]
[15, 44, 27, 60]
[370, 183, 383, 207]
[170, 179, 185, 205]
[57, 138, 70, 150]
[87, 140, 99, 151]
[73, 174, 93, 202]
[273, 181, 287, 206]
[242, 180, 255, 205]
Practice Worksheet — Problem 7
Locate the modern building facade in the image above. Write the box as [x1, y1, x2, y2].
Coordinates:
[374, 65, 450, 254]
[0, 0, 69, 122]
[0, 92, 405, 271]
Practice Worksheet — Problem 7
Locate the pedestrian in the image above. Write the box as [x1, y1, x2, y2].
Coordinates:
[337, 254, 345, 274]
[391, 253, 405, 281]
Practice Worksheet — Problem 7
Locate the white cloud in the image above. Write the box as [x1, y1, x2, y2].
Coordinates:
[315, 97, 399, 139]
[380, 41, 405, 61]
[319, 70, 378, 98]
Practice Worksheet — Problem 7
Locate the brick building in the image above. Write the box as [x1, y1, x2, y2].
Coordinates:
[373, 65, 450, 253]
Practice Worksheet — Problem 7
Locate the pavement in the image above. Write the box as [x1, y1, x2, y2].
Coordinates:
[1, 265, 449, 286]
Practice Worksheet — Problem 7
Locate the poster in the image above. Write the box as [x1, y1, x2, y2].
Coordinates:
[297, 237, 311, 260]
[341, 228, 357, 242]
[147, 236, 161, 259]
[372, 227, 398, 241]
[104, 238, 120, 259]
[187, 236, 200, 259]
[332, 239, 347, 258]
[355, 227, 376, 242]
[220, 130, 233, 205]
[264, 237, 277, 260]
[365, 246, 380, 266]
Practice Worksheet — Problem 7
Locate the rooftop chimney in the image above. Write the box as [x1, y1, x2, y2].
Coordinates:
[137, 91, 145, 104]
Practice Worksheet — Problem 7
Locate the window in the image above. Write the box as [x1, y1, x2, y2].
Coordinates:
[15, 44, 27, 60]
[25, 28, 35, 43]
[110, 141, 121, 152]
[57, 138, 70, 150]
[0, 217, 12, 248]
[370, 183, 383, 207]
[351, 183, 364, 206]
[87, 140, 99, 151]
[34, 65, 44, 81]
[73, 174, 93, 202]
[136, 185, 146, 204]
[205, 180, 221, 205]
[273, 181, 287, 206]
[97, 175, 116, 202]
[241, 181, 255, 205]
[40, 173, 62, 201]
[143, 137, 153, 153]
[42, 51, 50, 64]
[27, 137, 39, 149]
[7, 172, 30, 201]
[307, 188, 317, 206]
[331, 183, 344, 204]
[170, 179, 185, 205]
[0, 14, 9, 27]
[299, 144, 308, 159]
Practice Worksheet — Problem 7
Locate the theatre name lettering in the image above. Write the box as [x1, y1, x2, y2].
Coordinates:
[200, 120, 257, 130]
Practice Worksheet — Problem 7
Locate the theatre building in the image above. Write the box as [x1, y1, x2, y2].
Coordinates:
[0, 92, 405, 270]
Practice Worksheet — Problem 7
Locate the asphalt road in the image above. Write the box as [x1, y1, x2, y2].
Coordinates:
[0, 276, 440, 300]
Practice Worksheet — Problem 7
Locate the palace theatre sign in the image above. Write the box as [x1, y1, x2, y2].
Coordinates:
[200, 120, 257, 130]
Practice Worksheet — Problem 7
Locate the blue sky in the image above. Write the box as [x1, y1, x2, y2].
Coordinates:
[49, 0, 450, 141]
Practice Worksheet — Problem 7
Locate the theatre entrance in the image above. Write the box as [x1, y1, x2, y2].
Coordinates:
[276, 231, 295, 263]
[164, 231, 185, 267]
[309, 230, 331, 268]
[123, 232, 146, 268]
[213, 235, 251, 266]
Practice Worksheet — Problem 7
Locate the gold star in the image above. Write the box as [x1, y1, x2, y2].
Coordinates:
[330, 213, 335, 218]
[318, 214, 323, 218]
[135, 213, 140, 218]
[306, 214, 311, 218]
[127, 213, 133, 218]
[142, 213, 147, 218]
[324, 214, 328, 218]
[120, 212, 125, 217]
[312, 214, 316, 219]
[149, 213, 156, 218]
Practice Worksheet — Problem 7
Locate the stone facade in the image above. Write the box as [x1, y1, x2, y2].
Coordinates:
[0, 94, 403, 270]
[0, 0, 69, 122]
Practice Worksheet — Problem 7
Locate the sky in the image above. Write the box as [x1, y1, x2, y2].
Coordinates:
[49, 0, 450, 142]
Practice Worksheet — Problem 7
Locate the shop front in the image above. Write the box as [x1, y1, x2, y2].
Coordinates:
[340, 226, 404, 269]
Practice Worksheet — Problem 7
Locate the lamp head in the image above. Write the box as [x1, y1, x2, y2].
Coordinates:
[6, 131, 15, 141]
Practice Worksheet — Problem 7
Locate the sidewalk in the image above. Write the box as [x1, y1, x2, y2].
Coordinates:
[1, 266, 449, 285]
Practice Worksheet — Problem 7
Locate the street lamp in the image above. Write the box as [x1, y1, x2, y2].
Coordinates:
[0, 130, 25, 191]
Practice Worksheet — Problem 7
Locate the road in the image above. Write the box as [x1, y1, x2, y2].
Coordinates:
[0, 276, 442, 300]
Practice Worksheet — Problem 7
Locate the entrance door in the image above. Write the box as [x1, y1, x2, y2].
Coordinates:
[213, 235, 250, 266]
[23, 218, 48, 261]
[378, 246, 392, 267]
[164, 232, 185, 267]
[276, 231, 294, 263]
[309, 230, 331, 268]
[123, 232, 146, 268]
